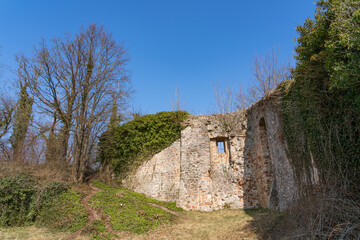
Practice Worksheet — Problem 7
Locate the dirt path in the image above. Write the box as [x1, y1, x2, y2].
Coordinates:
[65, 184, 102, 240]
[65, 184, 127, 240]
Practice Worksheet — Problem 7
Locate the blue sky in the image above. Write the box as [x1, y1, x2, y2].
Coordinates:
[0, 0, 316, 115]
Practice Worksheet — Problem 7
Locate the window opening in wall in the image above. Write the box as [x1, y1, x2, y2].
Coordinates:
[217, 141, 225, 153]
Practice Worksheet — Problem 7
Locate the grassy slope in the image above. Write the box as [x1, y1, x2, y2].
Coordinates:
[0, 226, 70, 240]
[0, 180, 274, 239]
[0, 209, 270, 240]
[89, 181, 182, 234]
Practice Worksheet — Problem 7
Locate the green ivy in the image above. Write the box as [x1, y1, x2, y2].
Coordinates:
[0, 175, 87, 232]
[281, 0, 360, 189]
[0, 175, 37, 226]
[99, 111, 189, 179]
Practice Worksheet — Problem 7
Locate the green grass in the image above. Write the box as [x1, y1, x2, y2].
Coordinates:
[89, 181, 182, 234]
[81, 220, 118, 240]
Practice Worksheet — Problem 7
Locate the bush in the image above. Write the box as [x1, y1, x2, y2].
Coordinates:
[36, 187, 87, 232]
[0, 175, 87, 232]
[0, 175, 37, 226]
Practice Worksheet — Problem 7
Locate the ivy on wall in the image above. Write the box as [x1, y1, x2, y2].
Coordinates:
[281, 0, 360, 188]
[99, 111, 189, 180]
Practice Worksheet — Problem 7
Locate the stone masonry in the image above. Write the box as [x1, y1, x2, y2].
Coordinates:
[123, 93, 300, 211]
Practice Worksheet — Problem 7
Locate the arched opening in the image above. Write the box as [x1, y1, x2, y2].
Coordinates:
[255, 117, 273, 208]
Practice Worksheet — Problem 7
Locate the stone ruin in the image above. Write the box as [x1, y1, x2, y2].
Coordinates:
[123, 93, 302, 211]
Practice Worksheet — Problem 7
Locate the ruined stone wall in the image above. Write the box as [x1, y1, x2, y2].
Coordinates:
[244, 93, 298, 210]
[177, 114, 247, 211]
[122, 140, 181, 202]
[124, 113, 248, 211]
[123, 93, 300, 211]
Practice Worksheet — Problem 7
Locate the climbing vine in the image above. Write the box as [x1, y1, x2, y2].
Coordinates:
[281, 0, 360, 188]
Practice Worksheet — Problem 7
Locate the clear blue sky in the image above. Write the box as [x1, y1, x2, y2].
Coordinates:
[0, 0, 316, 115]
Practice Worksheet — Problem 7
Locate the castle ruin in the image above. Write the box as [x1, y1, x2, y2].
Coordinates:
[123, 93, 306, 211]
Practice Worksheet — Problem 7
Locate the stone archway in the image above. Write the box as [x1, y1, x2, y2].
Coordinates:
[255, 117, 273, 208]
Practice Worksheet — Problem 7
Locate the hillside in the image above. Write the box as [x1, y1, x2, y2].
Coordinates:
[0, 175, 269, 239]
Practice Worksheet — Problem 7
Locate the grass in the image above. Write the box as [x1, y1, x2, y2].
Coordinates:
[117, 208, 268, 240]
[3, 209, 267, 240]
[81, 220, 118, 240]
[0, 179, 274, 239]
[0, 205, 269, 240]
[89, 181, 182, 234]
[0, 174, 88, 232]
[0, 226, 70, 240]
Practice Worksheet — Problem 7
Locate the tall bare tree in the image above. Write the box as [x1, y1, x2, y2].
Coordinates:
[17, 24, 130, 181]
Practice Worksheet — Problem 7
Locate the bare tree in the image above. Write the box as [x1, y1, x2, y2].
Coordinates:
[213, 81, 235, 115]
[212, 81, 240, 133]
[0, 96, 16, 161]
[17, 24, 131, 181]
[247, 48, 291, 105]
[170, 86, 185, 111]
[235, 84, 248, 111]
[0, 97, 15, 140]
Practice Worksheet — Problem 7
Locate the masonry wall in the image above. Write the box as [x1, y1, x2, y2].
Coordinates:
[123, 93, 300, 211]
[122, 140, 181, 202]
[177, 114, 247, 211]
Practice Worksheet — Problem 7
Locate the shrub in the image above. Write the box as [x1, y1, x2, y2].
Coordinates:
[0, 175, 87, 232]
[0, 175, 37, 226]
